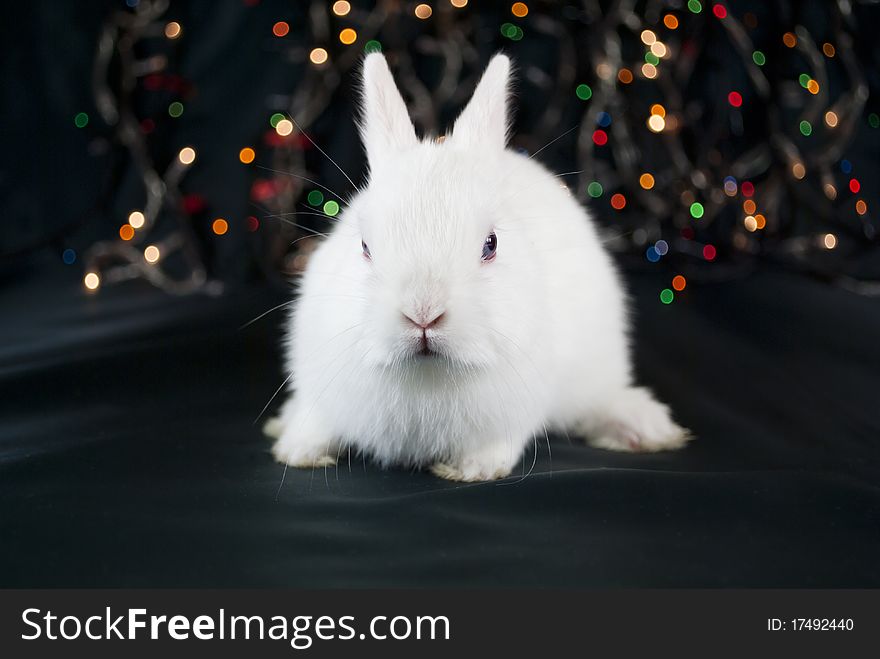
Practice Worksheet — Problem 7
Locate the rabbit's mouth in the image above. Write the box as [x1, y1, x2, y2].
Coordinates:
[417, 333, 439, 357]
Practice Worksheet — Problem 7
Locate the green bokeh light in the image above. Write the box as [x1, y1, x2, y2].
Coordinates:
[500, 23, 523, 40]
[587, 181, 603, 198]
[799, 120, 812, 136]
[74, 112, 89, 128]
[869, 113, 880, 129]
[323, 200, 340, 216]
[687, 0, 702, 13]
[798, 73, 811, 88]
[752, 50, 766, 66]
[645, 52, 660, 66]
[660, 289, 674, 304]
[689, 202, 705, 219]
[364, 39, 382, 53]
[269, 113, 285, 128]
[307, 190, 324, 206]
[575, 84, 592, 101]
[168, 101, 184, 118]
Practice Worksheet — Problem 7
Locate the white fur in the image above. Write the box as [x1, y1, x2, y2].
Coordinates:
[268, 54, 691, 481]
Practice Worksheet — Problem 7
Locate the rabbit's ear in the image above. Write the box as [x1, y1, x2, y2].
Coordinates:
[449, 54, 511, 150]
[359, 53, 418, 165]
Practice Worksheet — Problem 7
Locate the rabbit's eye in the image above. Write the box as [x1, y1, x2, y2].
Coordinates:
[481, 232, 497, 262]
[362, 240, 371, 260]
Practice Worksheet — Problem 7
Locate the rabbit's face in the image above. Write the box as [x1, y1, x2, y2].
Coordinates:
[350, 53, 526, 371]
[354, 144, 529, 369]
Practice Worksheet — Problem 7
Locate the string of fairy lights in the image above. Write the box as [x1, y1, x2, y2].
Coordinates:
[79, 0, 218, 295]
[73, 0, 878, 303]
[568, 0, 876, 302]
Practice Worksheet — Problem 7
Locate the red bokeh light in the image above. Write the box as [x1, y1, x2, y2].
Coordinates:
[181, 194, 207, 215]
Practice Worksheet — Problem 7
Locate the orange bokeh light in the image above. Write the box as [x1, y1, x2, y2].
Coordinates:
[339, 28, 357, 45]
[212, 218, 229, 235]
[511, 2, 529, 18]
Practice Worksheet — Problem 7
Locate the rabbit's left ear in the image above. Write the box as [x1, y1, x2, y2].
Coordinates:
[449, 54, 511, 150]
[360, 53, 418, 165]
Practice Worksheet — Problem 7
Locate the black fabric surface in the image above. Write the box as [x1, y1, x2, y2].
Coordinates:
[2, 262, 879, 587]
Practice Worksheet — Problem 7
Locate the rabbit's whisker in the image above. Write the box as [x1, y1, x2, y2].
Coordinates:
[527, 124, 579, 162]
[269, 210, 341, 222]
[256, 165, 349, 203]
[255, 371, 294, 425]
[274, 462, 289, 502]
[240, 299, 296, 330]
[263, 217, 331, 236]
[285, 114, 358, 191]
[241, 295, 368, 332]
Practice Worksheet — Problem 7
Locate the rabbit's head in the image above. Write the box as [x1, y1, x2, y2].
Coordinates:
[348, 54, 549, 371]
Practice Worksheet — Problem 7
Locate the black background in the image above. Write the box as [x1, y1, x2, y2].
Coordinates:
[2, 262, 878, 587]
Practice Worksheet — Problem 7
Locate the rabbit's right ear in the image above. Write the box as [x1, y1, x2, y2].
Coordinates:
[449, 54, 511, 150]
[359, 54, 418, 165]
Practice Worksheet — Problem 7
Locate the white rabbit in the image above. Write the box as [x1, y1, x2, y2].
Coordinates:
[266, 53, 691, 481]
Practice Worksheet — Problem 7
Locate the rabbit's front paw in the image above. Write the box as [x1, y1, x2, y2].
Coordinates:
[271, 431, 337, 468]
[262, 416, 284, 439]
[272, 439, 337, 468]
[268, 396, 338, 467]
[583, 386, 692, 453]
[429, 440, 519, 482]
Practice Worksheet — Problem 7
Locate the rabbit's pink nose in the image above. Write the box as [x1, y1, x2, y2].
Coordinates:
[402, 311, 445, 330]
